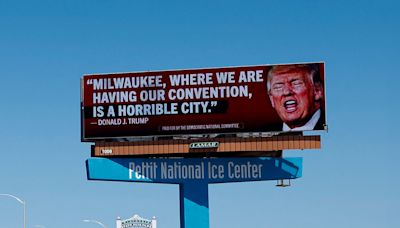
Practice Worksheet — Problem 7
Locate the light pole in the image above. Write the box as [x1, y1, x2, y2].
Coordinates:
[83, 219, 108, 228]
[0, 193, 26, 228]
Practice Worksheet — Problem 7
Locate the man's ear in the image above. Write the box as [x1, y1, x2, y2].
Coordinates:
[269, 95, 275, 108]
[313, 84, 323, 101]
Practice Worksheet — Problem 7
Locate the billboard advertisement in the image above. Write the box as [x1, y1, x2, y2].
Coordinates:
[86, 157, 303, 184]
[81, 62, 326, 141]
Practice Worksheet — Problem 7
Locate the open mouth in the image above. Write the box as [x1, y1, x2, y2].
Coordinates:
[284, 100, 297, 112]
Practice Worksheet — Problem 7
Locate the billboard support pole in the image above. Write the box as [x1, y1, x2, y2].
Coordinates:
[179, 182, 209, 228]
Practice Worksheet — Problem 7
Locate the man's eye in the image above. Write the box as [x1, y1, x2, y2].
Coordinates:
[273, 84, 283, 90]
[292, 80, 304, 87]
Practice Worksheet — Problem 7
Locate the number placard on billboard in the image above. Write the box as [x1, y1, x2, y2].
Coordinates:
[81, 62, 326, 141]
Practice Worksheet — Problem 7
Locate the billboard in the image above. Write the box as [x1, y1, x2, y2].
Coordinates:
[86, 157, 303, 183]
[81, 62, 326, 141]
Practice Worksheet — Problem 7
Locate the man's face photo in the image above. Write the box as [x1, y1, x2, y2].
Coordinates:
[268, 66, 322, 129]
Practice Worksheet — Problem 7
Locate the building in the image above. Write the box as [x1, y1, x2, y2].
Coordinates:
[116, 214, 157, 228]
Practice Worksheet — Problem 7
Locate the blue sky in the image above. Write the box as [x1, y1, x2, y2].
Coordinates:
[1, 0, 400, 227]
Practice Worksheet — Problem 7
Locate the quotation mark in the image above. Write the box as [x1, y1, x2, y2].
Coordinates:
[87, 79, 93, 85]
[208, 101, 218, 113]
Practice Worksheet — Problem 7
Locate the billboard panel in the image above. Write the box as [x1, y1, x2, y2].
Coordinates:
[81, 62, 326, 141]
[86, 157, 303, 184]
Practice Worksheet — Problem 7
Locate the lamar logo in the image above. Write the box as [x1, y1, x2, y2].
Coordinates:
[189, 142, 219, 149]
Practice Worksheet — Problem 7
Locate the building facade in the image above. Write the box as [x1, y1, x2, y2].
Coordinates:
[116, 214, 157, 228]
